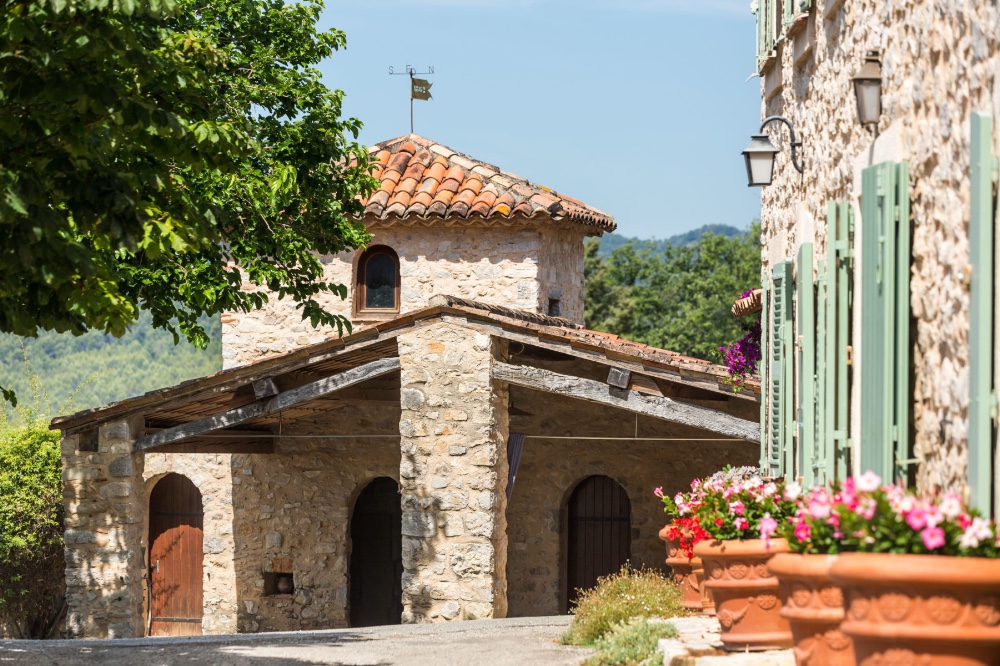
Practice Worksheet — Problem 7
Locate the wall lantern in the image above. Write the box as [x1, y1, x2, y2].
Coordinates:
[851, 51, 882, 127]
[742, 115, 804, 187]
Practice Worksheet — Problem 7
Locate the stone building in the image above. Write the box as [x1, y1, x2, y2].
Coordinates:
[52, 137, 760, 638]
[748, 1, 999, 511]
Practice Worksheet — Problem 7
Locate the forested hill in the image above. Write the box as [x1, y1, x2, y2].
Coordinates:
[585, 223, 761, 362]
[595, 224, 743, 257]
[0, 314, 222, 418]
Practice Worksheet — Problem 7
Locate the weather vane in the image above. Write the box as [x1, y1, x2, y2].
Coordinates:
[389, 65, 434, 134]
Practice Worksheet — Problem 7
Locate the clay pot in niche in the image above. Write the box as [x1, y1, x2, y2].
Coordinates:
[693, 538, 793, 651]
[659, 525, 703, 612]
[830, 553, 1000, 666]
[768, 553, 853, 666]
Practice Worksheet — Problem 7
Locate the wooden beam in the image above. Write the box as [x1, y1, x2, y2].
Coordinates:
[134, 358, 401, 452]
[491, 362, 759, 442]
[253, 378, 280, 400]
[154, 441, 275, 455]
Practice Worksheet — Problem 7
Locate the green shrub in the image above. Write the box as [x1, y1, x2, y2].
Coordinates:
[586, 618, 679, 666]
[0, 377, 65, 638]
[560, 565, 686, 646]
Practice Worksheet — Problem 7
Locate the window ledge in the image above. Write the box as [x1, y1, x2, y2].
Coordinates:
[785, 12, 809, 38]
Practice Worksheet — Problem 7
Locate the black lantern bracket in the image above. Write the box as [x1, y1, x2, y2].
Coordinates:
[760, 115, 805, 174]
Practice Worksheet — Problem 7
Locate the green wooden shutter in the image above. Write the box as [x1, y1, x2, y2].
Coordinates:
[755, 0, 778, 69]
[826, 201, 853, 482]
[760, 280, 771, 469]
[816, 256, 828, 484]
[797, 244, 816, 486]
[768, 261, 793, 477]
[968, 112, 997, 514]
[860, 162, 911, 481]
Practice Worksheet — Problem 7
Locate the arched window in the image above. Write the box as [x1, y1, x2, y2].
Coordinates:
[355, 246, 400, 314]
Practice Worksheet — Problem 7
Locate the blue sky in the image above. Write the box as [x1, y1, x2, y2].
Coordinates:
[319, 0, 762, 240]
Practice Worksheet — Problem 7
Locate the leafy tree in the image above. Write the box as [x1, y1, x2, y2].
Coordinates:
[0, 0, 377, 403]
[0, 387, 64, 638]
[585, 223, 762, 362]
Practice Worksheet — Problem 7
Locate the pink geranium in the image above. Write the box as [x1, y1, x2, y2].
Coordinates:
[921, 526, 946, 550]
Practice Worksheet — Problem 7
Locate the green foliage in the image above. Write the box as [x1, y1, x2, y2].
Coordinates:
[586, 618, 679, 666]
[585, 223, 761, 361]
[0, 312, 221, 416]
[561, 566, 685, 647]
[0, 396, 64, 638]
[0, 0, 377, 401]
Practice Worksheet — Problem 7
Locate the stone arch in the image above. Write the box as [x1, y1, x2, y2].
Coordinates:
[354, 245, 401, 315]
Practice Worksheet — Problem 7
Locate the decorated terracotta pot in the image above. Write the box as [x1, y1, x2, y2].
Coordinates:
[659, 525, 703, 612]
[830, 553, 1000, 666]
[697, 563, 716, 616]
[768, 553, 853, 665]
[693, 538, 793, 651]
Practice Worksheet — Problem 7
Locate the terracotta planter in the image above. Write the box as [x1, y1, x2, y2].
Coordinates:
[694, 538, 793, 651]
[831, 553, 1000, 666]
[659, 525, 702, 612]
[769, 553, 853, 666]
[697, 563, 716, 616]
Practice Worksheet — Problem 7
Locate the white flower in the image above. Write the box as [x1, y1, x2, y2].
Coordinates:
[856, 470, 882, 493]
[783, 481, 802, 501]
[938, 494, 963, 520]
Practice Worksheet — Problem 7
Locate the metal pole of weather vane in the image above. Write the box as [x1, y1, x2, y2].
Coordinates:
[389, 65, 434, 134]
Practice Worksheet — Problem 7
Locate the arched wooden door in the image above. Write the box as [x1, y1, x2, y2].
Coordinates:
[148, 473, 203, 636]
[565, 475, 631, 608]
[350, 477, 403, 627]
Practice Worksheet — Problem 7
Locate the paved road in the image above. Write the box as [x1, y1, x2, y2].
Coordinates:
[0, 616, 593, 666]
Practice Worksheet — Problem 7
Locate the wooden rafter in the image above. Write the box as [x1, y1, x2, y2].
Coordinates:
[491, 362, 759, 442]
[133, 358, 401, 452]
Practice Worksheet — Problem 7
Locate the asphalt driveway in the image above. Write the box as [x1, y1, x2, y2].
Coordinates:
[0, 616, 593, 666]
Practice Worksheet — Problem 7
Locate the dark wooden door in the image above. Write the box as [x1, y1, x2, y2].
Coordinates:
[149, 473, 203, 636]
[566, 475, 631, 609]
[350, 477, 403, 627]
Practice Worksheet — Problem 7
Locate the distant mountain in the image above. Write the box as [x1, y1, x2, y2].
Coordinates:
[0, 313, 222, 418]
[596, 224, 746, 257]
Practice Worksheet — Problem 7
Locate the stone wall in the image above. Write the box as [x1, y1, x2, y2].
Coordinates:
[62, 418, 145, 638]
[505, 387, 759, 616]
[142, 453, 238, 634]
[757, 1, 1000, 491]
[396, 322, 510, 622]
[229, 401, 401, 633]
[223, 222, 591, 368]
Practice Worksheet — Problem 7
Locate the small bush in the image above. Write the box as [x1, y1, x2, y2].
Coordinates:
[586, 618, 679, 666]
[560, 565, 685, 646]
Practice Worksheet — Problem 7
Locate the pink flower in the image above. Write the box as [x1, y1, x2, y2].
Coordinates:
[808, 490, 831, 520]
[730, 500, 746, 516]
[784, 481, 803, 501]
[735, 517, 749, 531]
[654, 487, 664, 498]
[906, 507, 928, 531]
[762, 482, 777, 498]
[793, 519, 811, 542]
[857, 498, 877, 521]
[715, 517, 724, 527]
[921, 526, 946, 550]
[759, 514, 778, 541]
[856, 470, 882, 493]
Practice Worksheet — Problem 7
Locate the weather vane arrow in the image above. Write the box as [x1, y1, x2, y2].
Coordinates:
[390, 65, 434, 133]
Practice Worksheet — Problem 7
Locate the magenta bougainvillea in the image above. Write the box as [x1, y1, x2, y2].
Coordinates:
[719, 289, 762, 391]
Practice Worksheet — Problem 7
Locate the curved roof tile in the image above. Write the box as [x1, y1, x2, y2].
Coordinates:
[358, 134, 615, 231]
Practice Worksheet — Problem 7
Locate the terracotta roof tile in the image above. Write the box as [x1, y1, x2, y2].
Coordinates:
[412, 191, 434, 208]
[359, 134, 615, 231]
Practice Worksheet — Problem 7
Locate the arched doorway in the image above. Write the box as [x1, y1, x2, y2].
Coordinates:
[349, 477, 403, 627]
[148, 473, 203, 636]
[565, 475, 631, 609]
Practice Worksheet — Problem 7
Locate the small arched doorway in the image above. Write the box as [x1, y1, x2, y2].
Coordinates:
[349, 477, 403, 627]
[148, 473, 203, 636]
[565, 475, 631, 609]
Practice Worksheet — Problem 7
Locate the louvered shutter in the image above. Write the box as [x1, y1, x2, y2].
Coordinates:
[759, 281, 771, 468]
[825, 201, 853, 482]
[768, 261, 793, 477]
[968, 112, 997, 514]
[816, 254, 828, 484]
[796, 244, 816, 486]
[860, 161, 911, 481]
